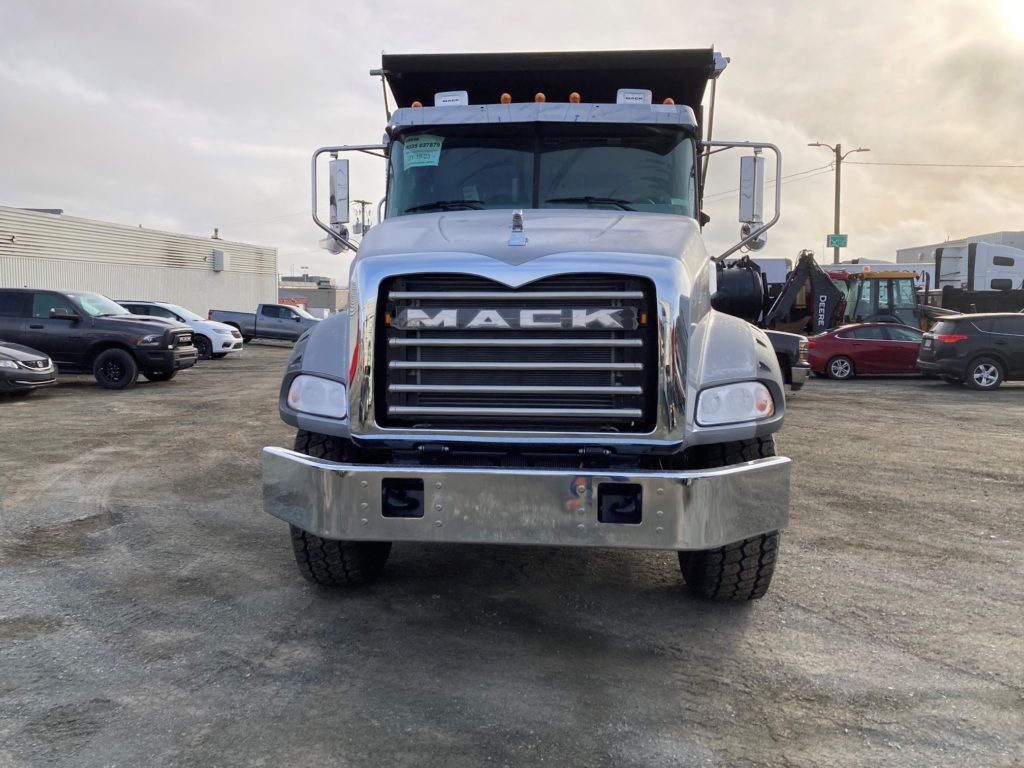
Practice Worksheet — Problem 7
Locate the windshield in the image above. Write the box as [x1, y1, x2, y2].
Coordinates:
[69, 292, 130, 317]
[163, 304, 204, 322]
[388, 124, 697, 218]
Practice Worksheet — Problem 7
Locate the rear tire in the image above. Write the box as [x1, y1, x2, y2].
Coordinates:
[92, 349, 138, 390]
[679, 437, 781, 601]
[827, 355, 855, 380]
[965, 357, 1003, 390]
[289, 430, 392, 586]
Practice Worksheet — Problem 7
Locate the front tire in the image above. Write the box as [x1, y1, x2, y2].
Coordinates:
[142, 369, 177, 382]
[289, 430, 392, 586]
[195, 335, 212, 360]
[965, 357, 1003, 390]
[679, 437, 781, 601]
[827, 355, 855, 380]
[92, 348, 138, 390]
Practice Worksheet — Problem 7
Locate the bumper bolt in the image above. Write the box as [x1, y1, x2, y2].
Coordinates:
[435, 482, 442, 489]
[360, 518, 368, 526]
[434, 520, 442, 527]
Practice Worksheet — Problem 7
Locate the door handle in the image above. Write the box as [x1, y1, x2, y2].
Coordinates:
[29, 324, 44, 329]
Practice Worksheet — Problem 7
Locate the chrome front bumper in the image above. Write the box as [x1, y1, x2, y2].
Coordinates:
[263, 447, 790, 551]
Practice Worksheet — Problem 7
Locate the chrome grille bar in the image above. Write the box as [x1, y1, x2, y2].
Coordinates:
[389, 337, 643, 347]
[389, 361, 644, 371]
[388, 406, 644, 417]
[389, 384, 643, 394]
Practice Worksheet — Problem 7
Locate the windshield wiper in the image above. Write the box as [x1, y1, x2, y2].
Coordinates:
[545, 196, 635, 211]
[404, 199, 482, 213]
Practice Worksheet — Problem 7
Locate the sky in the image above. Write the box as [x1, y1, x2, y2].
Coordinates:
[2, 0, 1024, 282]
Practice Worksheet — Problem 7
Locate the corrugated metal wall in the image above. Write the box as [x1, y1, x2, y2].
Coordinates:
[0, 207, 278, 314]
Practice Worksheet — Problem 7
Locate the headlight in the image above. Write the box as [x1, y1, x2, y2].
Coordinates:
[137, 334, 163, 346]
[214, 328, 233, 335]
[696, 382, 775, 426]
[0, 360, 17, 369]
[287, 375, 347, 419]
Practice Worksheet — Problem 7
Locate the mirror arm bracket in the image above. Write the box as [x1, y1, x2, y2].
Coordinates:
[701, 140, 782, 262]
[311, 144, 387, 253]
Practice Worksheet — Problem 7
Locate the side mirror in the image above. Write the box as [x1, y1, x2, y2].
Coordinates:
[49, 308, 78, 321]
[329, 158, 350, 225]
[738, 154, 767, 249]
[294, 316, 302, 322]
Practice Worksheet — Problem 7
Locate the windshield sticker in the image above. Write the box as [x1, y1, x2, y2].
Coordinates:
[403, 134, 445, 168]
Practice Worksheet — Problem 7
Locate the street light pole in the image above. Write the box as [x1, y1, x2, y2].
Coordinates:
[809, 142, 870, 263]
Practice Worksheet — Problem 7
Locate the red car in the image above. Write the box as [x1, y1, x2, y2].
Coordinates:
[809, 323, 924, 379]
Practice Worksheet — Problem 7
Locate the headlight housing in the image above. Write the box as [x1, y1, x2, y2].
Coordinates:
[214, 328, 234, 335]
[0, 359, 17, 369]
[137, 334, 163, 346]
[696, 382, 775, 426]
[287, 375, 347, 419]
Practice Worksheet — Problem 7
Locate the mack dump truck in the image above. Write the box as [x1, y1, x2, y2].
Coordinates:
[262, 50, 791, 600]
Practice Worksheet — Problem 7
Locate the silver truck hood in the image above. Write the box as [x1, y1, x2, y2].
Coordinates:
[356, 209, 700, 266]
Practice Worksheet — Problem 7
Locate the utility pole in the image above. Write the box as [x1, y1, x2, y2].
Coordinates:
[808, 142, 870, 263]
[352, 199, 372, 235]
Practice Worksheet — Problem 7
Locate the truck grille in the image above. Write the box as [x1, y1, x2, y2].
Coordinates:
[378, 274, 657, 432]
[173, 331, 193, 348]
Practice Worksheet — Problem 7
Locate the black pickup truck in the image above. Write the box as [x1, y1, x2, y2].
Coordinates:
[0, 289, 197, 389]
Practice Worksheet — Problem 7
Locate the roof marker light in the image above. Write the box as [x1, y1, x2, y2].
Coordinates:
[569, 92, 581, 104]
[534, 92, 546, 103]
[411, 100, 423, 108]
[662, 98, 675, 105]
[500, 92, 512, 104]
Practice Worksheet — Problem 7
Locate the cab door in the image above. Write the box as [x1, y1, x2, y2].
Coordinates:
[846, 326, 889, 372]
[881, 325, 925, 373]
[26, 292, 87, 367]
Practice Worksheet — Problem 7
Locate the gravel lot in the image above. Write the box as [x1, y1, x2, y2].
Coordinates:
[1, 343, 1021, 767]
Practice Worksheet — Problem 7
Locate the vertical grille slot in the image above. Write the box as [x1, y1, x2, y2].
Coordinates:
[378, 274, 657, 432]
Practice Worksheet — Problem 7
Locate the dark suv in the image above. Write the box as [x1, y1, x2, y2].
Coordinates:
[0, 289, 197, 389]
[918, 313, 1024, 390]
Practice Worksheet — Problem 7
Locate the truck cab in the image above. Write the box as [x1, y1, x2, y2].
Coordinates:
[263, 50, 792, 600]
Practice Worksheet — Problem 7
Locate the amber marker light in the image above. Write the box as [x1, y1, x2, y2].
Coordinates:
[534, 92, 546, 102]
[569, 92, 581, 103]
[384, 312, 392, 326]
[662, 98, 675, 105]
[500, 92, 512, 104]
[411, 100, 423, 108]
[639, 311, 649, 326]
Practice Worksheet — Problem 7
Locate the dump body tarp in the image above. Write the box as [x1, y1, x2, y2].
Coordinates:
[381, 49, 717, 128]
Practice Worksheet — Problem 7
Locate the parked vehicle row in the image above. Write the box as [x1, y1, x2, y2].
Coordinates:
[807, 313, 1024, 390]
[118, 300, 243, 360]
[0, 289, 197, 390]
[0, 291, 321, 396]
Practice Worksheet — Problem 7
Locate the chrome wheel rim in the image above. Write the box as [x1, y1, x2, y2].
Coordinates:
[831, 359, 851, 378]
[972, 364, 998, 387]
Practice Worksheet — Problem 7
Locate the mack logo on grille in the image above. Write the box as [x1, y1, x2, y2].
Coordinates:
[394, 307, 637, 331]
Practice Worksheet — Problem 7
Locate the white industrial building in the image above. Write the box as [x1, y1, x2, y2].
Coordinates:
[896, 230, 1024, 263]
[0, 206, 277, 314]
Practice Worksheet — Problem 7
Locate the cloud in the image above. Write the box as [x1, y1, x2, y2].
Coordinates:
[1, 0, 1022, 282]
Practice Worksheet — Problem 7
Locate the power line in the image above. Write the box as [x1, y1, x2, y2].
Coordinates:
[704, 164, 834, 200]
[846, 161, 1024, 168]
[218, 211, 307, 227]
